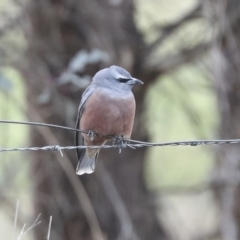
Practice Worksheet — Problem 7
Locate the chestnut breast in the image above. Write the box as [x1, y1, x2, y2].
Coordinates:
[80, 87, 136, 138]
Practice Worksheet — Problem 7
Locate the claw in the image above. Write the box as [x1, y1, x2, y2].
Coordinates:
[87, 130, 96, 142]
[113, 135, 127, 153]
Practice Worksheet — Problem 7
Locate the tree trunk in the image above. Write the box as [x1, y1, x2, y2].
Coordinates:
[23, 0, 168, 239]
[209, 1, 240, 240]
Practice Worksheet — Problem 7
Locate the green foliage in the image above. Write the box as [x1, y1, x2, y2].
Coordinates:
[0, 68, 32, 239]
[145, 64, 218, 189]
[0, 67, 27, 148]
[0, 67, 29, 191]
[0, 67, 31, 199]
[136, 0, 199, 42]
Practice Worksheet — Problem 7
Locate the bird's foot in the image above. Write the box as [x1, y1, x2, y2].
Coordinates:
[87, 130, 96, 142]
[113, 135, 128, 153]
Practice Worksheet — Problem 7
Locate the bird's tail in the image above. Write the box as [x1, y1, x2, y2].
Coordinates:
[76, 149, 99, 175]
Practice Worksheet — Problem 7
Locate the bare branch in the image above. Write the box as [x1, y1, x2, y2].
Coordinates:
[46, 216, 53, 240]
[97, 165, 140, 240]
[12, 200, 20, 240]
[145, 42, 209, 77]
[27, 104, 105, 240]
[147, 2, 202, 54]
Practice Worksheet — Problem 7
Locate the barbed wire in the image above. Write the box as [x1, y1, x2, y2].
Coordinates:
[1, 120, 240, 156]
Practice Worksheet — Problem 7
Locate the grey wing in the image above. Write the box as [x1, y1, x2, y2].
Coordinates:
[75, 85, 97, 162]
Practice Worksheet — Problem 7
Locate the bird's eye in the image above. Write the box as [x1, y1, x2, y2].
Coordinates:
[118, 78, 130, 83]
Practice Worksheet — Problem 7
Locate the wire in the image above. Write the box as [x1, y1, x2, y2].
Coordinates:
[1, 120, 240, 155]
[0, 120, 87, 133]
[1, 139, 240, 155]
[0, 120, 117, 138]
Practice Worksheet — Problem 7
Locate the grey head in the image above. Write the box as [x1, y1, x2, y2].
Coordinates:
[91, 65, 143, 92]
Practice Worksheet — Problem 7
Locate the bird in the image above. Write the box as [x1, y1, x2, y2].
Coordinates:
[75, 65, 143, 175]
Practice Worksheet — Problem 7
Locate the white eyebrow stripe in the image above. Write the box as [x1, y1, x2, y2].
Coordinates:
[119, 75, 131, 79]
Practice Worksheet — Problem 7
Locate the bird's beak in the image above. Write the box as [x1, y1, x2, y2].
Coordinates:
[127, 78, 144, 85]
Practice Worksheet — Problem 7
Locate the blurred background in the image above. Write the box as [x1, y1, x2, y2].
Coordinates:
[0, 0, 239, 239]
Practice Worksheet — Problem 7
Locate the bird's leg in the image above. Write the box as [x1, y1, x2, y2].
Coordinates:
[87, 130, 96, 142]
[113, 135, 128, 153]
